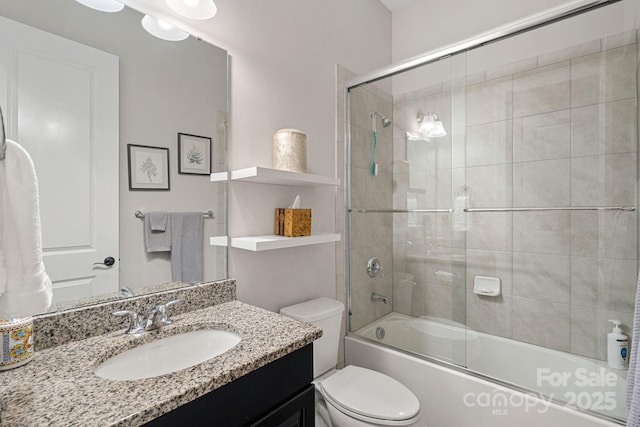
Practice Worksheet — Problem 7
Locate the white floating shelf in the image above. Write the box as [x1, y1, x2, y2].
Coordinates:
[209, 236, 229, 247]
[231, 232, 341, 251]
[231, 167, 340, 187]
[210, 172, 229, 182]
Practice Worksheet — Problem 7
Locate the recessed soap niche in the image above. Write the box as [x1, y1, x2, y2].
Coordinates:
[473, 275, 501, 297]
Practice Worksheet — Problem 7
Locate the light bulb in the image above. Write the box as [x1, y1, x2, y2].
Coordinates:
[141, 15, 189, 41]
[165, 0, 217, 20]
[157, 19, 173, 30]
[75, 0, 124, 12]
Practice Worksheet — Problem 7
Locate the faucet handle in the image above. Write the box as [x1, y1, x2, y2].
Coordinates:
[164, 299, 180, 310]
[113, 310, 147, 334]
[148, 299, 181, 330]
[161, 299, 181, 324]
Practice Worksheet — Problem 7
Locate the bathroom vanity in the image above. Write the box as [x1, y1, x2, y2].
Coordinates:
[0, 282, 321, 426]
[148, 345, 314, 426]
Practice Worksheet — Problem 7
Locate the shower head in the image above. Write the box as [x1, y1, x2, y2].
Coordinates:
[370, 110, 392, 130]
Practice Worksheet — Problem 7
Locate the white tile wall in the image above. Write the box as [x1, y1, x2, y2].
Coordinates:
[466, 76, 513, 126]
[512, 61, 571, 117]
[512, 297, 570, 351]
[346, 82, 394, 332]
[571, 98, 637, 157]
[512, 110, 571, 162]
[571, 45, 637, 108]
[512, 211, 571, 255]
[513, 159, 571, 207]
[571, 153, 637, 207]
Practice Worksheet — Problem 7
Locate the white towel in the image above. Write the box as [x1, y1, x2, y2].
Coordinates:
[0, 139, 52, 318]
[627, 271, 640, 426]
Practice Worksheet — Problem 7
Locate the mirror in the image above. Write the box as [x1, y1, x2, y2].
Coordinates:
[0, 0, 229, 312]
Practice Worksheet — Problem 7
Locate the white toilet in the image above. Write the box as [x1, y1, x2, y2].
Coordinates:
[280, 298, 422, 427]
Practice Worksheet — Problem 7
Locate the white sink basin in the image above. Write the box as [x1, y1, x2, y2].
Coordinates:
[94, 329, 241, 381]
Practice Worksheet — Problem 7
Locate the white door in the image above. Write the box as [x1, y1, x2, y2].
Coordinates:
[0, 16, 119, 304]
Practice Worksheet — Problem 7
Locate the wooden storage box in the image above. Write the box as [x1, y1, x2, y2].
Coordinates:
[274, 208, 311, 237]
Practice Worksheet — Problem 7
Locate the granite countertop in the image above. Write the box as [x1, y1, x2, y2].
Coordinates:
[0, 301, 322, 427]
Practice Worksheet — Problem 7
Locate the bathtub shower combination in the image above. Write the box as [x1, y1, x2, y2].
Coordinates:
[344, 0, 638, 425]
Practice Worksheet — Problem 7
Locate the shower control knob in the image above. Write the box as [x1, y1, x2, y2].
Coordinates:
[367, 257, 383, 278]
[94, 256, 116, 267]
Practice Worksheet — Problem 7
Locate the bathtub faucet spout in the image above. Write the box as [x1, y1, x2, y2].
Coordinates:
[371, 292, 389, 304]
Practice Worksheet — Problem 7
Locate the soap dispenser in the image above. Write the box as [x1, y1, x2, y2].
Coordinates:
[607, 320, 629, 370]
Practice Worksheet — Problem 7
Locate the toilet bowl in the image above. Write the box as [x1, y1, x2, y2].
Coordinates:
[280, 298, 422, 427]
[318, 365, 420, 426]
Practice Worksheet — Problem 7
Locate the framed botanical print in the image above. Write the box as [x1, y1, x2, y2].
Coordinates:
[127, 144, 170, 190]
[178, 133, 212, 175]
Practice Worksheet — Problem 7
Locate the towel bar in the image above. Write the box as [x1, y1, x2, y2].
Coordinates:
[134, 210, 214, 219]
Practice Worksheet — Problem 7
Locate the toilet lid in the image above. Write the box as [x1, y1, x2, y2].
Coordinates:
[320, 365, 420, 421]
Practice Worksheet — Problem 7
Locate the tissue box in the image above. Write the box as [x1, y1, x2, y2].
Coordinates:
[0, 317, 34, 371]
[275, 208, 311, 237]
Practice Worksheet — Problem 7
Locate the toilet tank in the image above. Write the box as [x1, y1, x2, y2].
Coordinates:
[280, 298, 344, 378]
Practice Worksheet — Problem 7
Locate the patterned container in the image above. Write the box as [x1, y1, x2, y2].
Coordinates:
[272, 129, 307, 173]
[0, 317, 34, 371]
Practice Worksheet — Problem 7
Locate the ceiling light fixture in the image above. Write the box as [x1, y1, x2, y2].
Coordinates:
[141, 15, 189, 41]
[74, 0, 124, 12]
[417, 112, 447, 138]
[165, 0, 218, 20]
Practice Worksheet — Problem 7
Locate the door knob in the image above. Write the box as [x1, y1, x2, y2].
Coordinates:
[94, 256, 116, 267]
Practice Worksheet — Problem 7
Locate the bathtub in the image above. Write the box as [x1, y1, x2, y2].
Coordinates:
[350, 312, 626, 426]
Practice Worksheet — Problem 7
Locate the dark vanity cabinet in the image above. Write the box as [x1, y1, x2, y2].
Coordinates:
[146, 344, 315, 427]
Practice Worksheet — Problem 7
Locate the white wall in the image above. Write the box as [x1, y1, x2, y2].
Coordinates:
[123, 0, 392, 311]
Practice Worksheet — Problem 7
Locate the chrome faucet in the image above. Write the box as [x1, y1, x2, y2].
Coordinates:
[370, 292, 389, 304]
[120, 286, 135, 297]
[147, 299, 180, 330]
[112, 309, 148, 334]
[113, 299, 181, 334]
